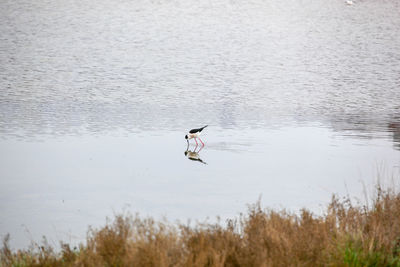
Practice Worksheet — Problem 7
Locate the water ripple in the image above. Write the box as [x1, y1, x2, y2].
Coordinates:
[0, 0, 399, 148]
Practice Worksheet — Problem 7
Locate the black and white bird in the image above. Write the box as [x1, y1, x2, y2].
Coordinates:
[185, 125, 208, 146]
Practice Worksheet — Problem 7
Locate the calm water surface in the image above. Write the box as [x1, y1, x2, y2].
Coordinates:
[1, 0, 400, 248]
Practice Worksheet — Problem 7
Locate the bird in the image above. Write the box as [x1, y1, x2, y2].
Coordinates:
[185, 125, 208, 146]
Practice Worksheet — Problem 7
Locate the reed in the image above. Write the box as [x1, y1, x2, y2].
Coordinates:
[2, 185, 400, 267]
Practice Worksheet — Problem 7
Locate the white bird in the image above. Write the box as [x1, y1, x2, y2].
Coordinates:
[185, 125, 208, 146]
[345, 0, 354, 5]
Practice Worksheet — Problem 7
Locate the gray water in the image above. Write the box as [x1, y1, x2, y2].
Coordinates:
[1, 0, 400, 249]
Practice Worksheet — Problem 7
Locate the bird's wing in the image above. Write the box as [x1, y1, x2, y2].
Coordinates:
[189, 125, 207, 134]
[189, 128, 201, 134]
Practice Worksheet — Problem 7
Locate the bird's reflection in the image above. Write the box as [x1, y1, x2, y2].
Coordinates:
[184, 143, 207, 164]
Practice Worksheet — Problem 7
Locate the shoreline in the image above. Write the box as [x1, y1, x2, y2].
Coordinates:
[2, 184, 400, 266]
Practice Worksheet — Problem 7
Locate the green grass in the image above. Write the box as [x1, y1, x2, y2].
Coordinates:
[2, 185, 400, 267]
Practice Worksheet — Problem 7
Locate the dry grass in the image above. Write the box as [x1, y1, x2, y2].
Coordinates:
[2, 185, 400, 267]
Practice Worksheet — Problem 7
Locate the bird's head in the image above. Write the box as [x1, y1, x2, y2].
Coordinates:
[185, 135, 188, 139]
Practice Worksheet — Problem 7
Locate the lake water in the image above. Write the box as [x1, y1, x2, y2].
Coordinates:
[1, 0, 400, 249]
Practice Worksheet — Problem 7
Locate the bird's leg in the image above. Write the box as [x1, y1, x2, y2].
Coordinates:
[198, 137, 204, 146]
[194, 143, 198, 151]
[195, 138, 198, 145]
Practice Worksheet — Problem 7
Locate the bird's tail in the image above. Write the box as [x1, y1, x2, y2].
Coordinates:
[201, 125, 208, 131]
